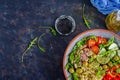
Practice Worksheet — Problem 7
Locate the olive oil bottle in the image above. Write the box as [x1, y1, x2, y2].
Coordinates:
[105, 10, 120, 32]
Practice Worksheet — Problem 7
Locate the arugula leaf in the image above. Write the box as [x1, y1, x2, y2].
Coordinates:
[82, 4, 91, 29]
[37, 33, 46, 52]
[75, 55, 80, 63]
[104, 37, 114, 47]
[50, 27, 57, 36]
[65, 62, 73, 70]
[69, 51, 75, 64]
[39, 26, 57, 36]
[86, 35, 97, 40]
[21, 37, 38, 62]
[76, 37, 86, 48]
[72, 72, 79, 80]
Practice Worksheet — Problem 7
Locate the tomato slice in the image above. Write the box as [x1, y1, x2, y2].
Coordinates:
[113, 77, 120, 80]
[96, 36, 107, 45]
[87, 39, 96, 47]
[116, 73, 120, 78]
[96, 36, 102, 45]
[101, 37, 107, 44]
[91, 45, 99, 54]
[104, 65, 120, 80]
[102, 73, 113, 80]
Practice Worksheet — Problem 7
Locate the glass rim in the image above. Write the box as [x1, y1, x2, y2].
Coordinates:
[55, 15, 76, 36]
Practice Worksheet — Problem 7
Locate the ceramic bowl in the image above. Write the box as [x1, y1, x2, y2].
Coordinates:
[63, 29, 120, 80]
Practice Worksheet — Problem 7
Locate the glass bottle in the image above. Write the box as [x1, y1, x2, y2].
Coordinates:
[105, 10, 120, 32]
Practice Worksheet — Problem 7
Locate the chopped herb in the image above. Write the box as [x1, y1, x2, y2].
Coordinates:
[37, 33, 46, 53]
[39, 26, 57, 36]
[21, 37, 38, 62]
[82, 4, 91, 29]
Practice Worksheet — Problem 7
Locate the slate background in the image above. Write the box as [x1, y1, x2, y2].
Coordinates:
[0, 0, 120, 80]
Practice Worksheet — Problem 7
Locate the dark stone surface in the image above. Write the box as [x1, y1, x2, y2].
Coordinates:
[0, 0, 120, 80]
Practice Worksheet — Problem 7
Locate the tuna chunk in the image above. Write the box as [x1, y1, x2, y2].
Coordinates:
[80, 52, 88, 62]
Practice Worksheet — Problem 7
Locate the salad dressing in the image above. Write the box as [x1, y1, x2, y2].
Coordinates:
[105, 10, 120, 32]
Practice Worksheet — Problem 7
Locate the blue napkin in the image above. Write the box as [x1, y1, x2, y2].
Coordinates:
[90, 0, 120, 15]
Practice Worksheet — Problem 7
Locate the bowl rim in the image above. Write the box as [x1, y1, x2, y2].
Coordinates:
[62, 29, 120, 80]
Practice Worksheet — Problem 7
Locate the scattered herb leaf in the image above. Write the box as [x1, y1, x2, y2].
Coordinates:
[39, 26, 57, 36]
[37, 33, 46, 53]
[82, 4, 91, 29]
[21, 37, 38, 62]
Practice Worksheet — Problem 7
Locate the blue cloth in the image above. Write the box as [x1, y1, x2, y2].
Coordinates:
[90, 0, 120, 15]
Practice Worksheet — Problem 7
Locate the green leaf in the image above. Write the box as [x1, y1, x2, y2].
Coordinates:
[76, 41, 83, 48]
[50, 27, 57, 36]
[75, 55, 80, 63]
[39, 26, 57, 36]
[96, 68, 105, 79]
[65, 63, 70, 70]
[86, 35, 97, 40]
[104, 37, 114, 47]
[82, 4, 91, 29]
[76, 37, 87, 48]
[69, 51, 75, 64]
[38, 45, 46, 52]
[21, 37, 38, 62]
[72, 72, 79, 80]
[37, 33, 46, 52]
[99, 44, 105, 50]
[65, 62, 73, 70]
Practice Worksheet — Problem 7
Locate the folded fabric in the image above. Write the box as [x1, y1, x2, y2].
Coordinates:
[90, 0, 120, 15]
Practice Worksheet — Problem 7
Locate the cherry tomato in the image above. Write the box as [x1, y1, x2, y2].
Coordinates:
[102, 73, 113, 80]
[108, 66, 117, 72]
[96, 36, 102, 45]
[91, 45, 99, 54]
[116, 74, 120, 78]
[87, 39, 96, 47]
[105, 65, 120, 80]
[113, 77, 120, 80]
[101, 37, 107, 44]
[96, 36, 107, 45]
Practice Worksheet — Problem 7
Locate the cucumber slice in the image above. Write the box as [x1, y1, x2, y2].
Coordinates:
[108, 50, 116, 58]
[117, 50, 120, 57]
[96, 55, 110, 64]
[98, 48, 106, 55]
[108, 43, 119, 50]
